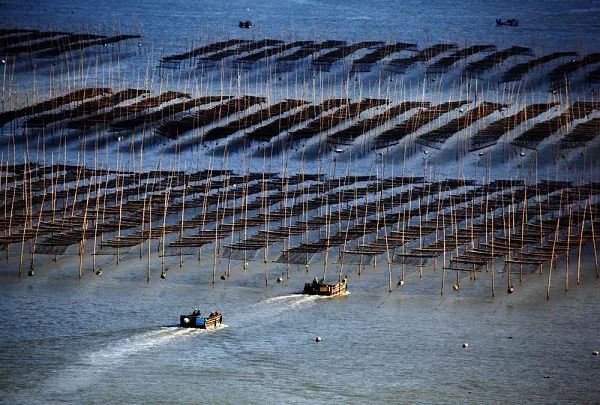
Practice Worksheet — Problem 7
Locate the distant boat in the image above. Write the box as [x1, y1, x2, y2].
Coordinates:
[303, 278, 348, 297]
[179, 310, 223, 329]
[496, 18, 519, 27]
[239, 20, 252, 29]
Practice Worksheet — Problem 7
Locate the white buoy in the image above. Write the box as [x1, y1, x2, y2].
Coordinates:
[593, 351, 599, 356]
[276, 276, 283, 283]
[397, 279, 405, 286]
[315, 336, 322, 342]
[95, 269, 102, 276]
[463, 343, 469, 348]
[507, 286, 514, 294]
[160, 272, 166, 279]
[452, 283, 459, 291]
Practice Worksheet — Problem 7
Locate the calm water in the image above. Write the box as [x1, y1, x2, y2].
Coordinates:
[1, 0, 600, 402]
[0, 252, 599, 403]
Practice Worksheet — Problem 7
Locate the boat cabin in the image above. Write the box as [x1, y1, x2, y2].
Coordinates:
[303, 278, 348, 297]
[180, 310, 223, 329]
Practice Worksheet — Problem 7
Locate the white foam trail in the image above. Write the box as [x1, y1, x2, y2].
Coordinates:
[232, 294, 323, 327]
[87, 327, 192, 366]
[44, 326, 205, 395]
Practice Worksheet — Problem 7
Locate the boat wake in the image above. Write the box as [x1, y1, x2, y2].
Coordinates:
[43, 326, 213, 395]
[233, 294, 323, 327]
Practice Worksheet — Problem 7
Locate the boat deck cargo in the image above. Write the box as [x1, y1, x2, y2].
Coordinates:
[303, 279, 348, 297]
[179, 311, 223, 329]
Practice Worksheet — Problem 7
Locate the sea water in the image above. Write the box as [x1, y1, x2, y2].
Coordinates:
[1, 0, 599, 403]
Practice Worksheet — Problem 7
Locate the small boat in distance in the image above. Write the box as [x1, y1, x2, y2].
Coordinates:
[239, 20, 252, 29]
[496, 18, 519, 27]
[180, 309, 223, 329]
[303, 277, 348, 297]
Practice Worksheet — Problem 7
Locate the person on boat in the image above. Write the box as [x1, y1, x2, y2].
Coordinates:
[192, 309, 201, 316]
[312, 277, 319, 288]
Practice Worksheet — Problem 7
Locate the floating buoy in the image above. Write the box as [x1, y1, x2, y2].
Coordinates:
[543, 375, 550, 379]
[160, 272, 166, 279]
[520, 151, 525, 157]
[183, 317, 190, 324]
[276, 276, 283, 283]
[452, 283, 459, 292]
[95, 269, 102, 276]
[397, 279, 405, 286]
[27, 270, 34, 277]
[593, 351, 599, 356]
[424, 150, 429, 155]
[463, 343, 469, 348]
[220, 274, 226, 280]
[315, 336, 322, 342]
[507, 286, 514, 294]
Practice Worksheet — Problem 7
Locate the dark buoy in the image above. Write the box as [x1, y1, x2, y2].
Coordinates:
[27, 269, 34, 277]
[160, 272, 166, 279]
[543, 375, 550, 379]
[507, 285, 514, 294]
[463, 343, 469, 348]
[95, 269, 102, 276]
[593, 351, 599, 356]
[315, 336, 322, 342]
[276, 276, 283, 283]
[220, 274, 226, 280]
[452, 283, 460, 292]
[397, 279, 405, 286]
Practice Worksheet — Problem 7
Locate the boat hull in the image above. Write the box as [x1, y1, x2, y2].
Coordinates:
[303, 281, 348, 297]
[179, 313, 222, 329]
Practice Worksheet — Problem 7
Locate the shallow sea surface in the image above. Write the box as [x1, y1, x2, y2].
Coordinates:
[0, 251, 599, 403]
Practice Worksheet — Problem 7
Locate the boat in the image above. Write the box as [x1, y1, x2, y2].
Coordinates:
[303, 277, 348, 297]
[239, 20, 252, 29]
[179, 310, 223, 329]
[496, 18, 519, 27]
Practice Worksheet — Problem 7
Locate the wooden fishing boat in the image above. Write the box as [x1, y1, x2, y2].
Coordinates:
[303, 278, 348, 297]
[179, 310, 223, 329]
[496, 18, 519, 27]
